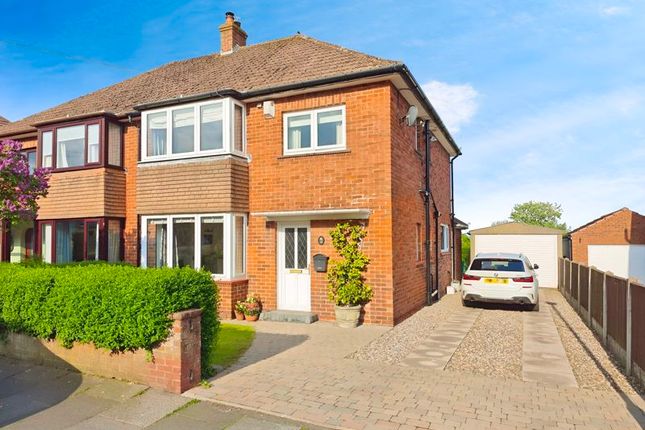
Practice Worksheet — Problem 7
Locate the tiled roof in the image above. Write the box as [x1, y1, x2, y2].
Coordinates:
[0, 35, 399, 137]
[0, 115, 9, 126]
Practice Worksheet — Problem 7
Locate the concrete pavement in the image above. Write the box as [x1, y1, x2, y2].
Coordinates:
[0, 357, 327, 429]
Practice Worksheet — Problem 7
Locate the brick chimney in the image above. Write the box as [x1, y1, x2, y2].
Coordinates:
[219, 12, 247, 54]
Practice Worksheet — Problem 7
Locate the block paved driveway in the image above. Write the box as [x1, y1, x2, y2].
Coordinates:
[187, 291, 645, 430]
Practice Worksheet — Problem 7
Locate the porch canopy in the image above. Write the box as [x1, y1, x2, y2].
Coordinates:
[251, 208, 371, 222]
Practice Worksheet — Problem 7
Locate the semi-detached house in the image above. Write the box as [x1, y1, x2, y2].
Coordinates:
[0, 13, 462, 325]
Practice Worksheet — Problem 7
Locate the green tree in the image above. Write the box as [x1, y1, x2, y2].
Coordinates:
[510, 201, 568, 230]
[461, 234, 470, 272]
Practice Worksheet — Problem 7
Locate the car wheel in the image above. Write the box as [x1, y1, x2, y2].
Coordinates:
[461, 298, 472, 308]
[532, 302, 540, 312]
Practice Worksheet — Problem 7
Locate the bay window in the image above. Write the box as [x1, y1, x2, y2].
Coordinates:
[141, 213, 246, 279]
[38, 218, 123, 264]
[284, 105, 346, 155]
[39, 117, 122, 170]
[141, 98, 245, 161]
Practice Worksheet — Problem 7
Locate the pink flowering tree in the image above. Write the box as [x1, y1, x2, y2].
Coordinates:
[0, 139, 50, 225]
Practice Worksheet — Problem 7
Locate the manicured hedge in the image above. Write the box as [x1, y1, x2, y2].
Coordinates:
[0, 263, 219, 374]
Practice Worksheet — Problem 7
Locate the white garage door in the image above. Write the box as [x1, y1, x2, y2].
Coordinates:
[474, 234, 559, 288]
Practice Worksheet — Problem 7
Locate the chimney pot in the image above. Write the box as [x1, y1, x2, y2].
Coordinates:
[219, 11, 247, 54]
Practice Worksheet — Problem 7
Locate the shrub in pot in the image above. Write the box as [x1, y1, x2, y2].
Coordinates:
[234, 301, 246, 320]
[327, 223, 373, 328]
[242, 294, 262, 322]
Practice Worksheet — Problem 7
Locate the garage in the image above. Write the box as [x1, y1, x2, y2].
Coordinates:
[469, 222, 564, 288]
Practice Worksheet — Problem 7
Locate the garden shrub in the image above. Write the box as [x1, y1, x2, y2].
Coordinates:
[0, 263, 219, 374]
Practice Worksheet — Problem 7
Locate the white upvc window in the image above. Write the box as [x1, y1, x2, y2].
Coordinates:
[140, 98, 245, 162]
[440, 224, 450, 253]
[283, 105, 346, 155]
[140, 213, 246, 280]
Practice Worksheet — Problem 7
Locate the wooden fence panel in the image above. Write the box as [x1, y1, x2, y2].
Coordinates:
[558, 259, 564, 291]
[571, 263, 579, 301]
[565, 261, 571, 294]
[606, 275, 627, 350]
[579, 265, 589, 311]
[632, 284, 645, 376]
[590, 268, 604, 324]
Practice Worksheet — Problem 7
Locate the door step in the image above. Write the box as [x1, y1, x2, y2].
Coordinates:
[260, 310, 319, 324]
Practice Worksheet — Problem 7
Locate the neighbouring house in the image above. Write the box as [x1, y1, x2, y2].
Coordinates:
[0, 12, 462, 325]
[568, 207, 645, 282]
[469, 222, 564, 288]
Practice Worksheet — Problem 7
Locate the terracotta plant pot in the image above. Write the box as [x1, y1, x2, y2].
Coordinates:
[234, 310, 245, 320]
[245, 313, 259, 321]
[334, 305, 362, 328]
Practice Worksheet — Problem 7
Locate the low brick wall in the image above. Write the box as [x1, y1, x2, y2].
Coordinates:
[0, 309, 201, 394]
[218, 279, 249, 319]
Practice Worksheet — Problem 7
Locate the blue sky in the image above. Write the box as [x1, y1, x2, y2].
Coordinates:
[1, 0, 643, 229]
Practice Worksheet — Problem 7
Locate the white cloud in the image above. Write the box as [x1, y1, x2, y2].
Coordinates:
[600, 6, 629, 16]
[422, 81, 479, 134]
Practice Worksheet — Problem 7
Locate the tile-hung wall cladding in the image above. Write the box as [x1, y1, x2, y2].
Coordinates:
[140, 98, 245, 162]
[140, 214, 246, 281]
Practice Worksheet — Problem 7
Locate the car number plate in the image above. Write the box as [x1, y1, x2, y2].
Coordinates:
[483, 278, 508, 284]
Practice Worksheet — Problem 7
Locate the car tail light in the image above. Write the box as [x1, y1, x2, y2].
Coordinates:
[463, 274, 481, 281]
[513, 276, 534, 283]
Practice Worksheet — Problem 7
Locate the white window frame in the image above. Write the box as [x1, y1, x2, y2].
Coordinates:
[283, 105, 346, 156]
[140, 213, 246, 280]
[140, 98, 246, 162]
[440, 224, 450, 253]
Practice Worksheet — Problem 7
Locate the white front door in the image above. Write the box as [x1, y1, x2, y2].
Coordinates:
[278, 222, 311, 311]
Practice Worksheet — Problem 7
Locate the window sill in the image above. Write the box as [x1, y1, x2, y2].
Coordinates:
[138, 153, 249, 167]
[278, 149, 351, 159]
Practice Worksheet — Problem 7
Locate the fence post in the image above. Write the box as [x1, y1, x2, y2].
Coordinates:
[602, 272, 608, 346]
[626, 280, 632, 376]
[577, 263, 581, 313]
[568, 260, 573, 302]
[588, 266, 592, 326]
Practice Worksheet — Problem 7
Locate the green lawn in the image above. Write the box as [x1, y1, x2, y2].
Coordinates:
[208, 323, 255, 370]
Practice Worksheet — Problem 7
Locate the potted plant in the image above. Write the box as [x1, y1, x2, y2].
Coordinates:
[234, 301, 246, 320]
[327, 222, 373, 328]
[242, 294, 262, 322]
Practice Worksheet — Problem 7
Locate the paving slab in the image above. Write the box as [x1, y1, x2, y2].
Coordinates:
[400, 307, 481, 369]
[522, 300, 578, 387]
[99, 388, 189, 427]
[68, 415, 141, 430]
[5, 393, 118, 430]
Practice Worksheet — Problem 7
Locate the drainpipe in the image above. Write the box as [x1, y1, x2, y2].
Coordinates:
[449, 152, 462, 281]
[422, 120, 433, 304]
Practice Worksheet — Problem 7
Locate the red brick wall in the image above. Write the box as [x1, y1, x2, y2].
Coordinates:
[246, 82, 395, 325]
[454, 228, 464, 280]
[218, 279, 249, 319]
[123, 123, 139, 265]
[389, 87, 454, 323]
[571, 208, 645, 264]
[431, 140, 454, 298]
[0, 309, 201, 394]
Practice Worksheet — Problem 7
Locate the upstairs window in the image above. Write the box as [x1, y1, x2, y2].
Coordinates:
[25, 150, 36, 174]
[39, 118, 122, 171]
[141, 98, 245, 162]
[283, 105, 346, 155]
[56, 125, 88, 168]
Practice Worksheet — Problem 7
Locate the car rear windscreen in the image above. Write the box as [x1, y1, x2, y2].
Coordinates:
[470, 258, 525, 272]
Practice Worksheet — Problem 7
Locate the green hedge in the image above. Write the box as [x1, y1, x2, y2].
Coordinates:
[0, 263, 219, 374]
